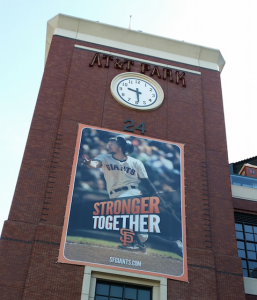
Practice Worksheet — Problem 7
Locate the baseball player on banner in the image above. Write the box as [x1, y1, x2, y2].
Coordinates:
[81, 136, 182, 255]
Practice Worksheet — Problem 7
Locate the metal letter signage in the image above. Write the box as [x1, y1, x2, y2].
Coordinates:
[103, 55, 113, 68]
[89, 53, 186, 87]
[89, 53, 102, 67]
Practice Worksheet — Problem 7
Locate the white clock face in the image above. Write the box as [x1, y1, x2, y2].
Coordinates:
[110, 72, 164, 111]
[117, 78, 157, 108]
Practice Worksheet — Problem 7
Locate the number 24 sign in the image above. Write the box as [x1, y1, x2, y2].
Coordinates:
[124, 119, 145, 134]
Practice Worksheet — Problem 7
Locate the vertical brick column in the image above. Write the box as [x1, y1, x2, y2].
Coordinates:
[202, 69, 246, 300]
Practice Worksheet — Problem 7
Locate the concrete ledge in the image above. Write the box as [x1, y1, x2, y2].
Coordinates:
[244, 277, 257, 295]
[46, 14, 225, 72]
[231, 185, 257, 202]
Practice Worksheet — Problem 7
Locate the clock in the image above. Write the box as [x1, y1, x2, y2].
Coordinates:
[110, 72, 164, 110]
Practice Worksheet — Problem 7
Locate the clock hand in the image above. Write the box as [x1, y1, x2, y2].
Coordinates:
[127, 87, 142, 102]
[128, 87, 137, 92]
[136, 88, 141, 102]
[127, 87, 142, 94]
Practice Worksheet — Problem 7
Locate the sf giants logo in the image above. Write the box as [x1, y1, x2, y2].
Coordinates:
[249, 169, 256, 175]
[120, 228, 135, 246]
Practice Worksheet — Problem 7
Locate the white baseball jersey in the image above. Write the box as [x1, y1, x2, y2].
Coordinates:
[94, 154, 148, 194]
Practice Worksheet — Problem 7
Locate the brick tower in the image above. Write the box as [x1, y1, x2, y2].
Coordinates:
[0, 14, 249, 300]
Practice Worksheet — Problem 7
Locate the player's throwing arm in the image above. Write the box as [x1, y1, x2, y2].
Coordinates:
[81, 158, 102, 168]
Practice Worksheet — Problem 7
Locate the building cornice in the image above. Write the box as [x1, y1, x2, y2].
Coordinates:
[46, 14, 225, 72]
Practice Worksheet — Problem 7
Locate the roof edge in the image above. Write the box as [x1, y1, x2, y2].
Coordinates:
[45, 14, 225, 72]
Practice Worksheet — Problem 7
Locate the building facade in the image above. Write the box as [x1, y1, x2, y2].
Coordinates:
[0, 13, 255, 300]
[230, 157, 257, 297]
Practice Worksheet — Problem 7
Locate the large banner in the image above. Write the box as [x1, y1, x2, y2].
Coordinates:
[59, 124, 187, 281]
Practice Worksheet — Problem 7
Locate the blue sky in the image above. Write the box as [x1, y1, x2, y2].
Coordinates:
[1, 0, 257, 232]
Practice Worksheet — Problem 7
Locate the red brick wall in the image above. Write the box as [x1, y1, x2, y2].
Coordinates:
[233, 197, 257, 214]
[0, 35, 247, 299]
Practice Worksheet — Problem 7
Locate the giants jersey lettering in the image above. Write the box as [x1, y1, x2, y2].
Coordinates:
[94, 154, 148, 194]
